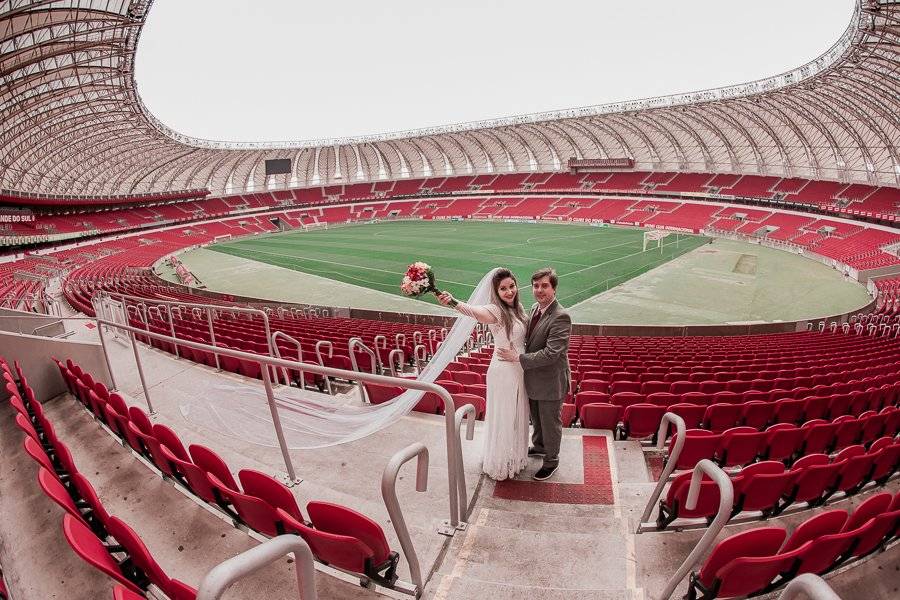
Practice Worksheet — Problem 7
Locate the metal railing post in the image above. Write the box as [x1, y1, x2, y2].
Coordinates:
[637, 412, 685, 530]
[381, 443, 428, 594]
[271, 331, 306, 390]
[777, 574, 843, 600]
[206, 307, 221, 371]
[315, 341, 333, 394]
[413, 344, 427, 374]
[196, 535, 317, 600]
[127, 328, 155, 415]
[95, 316, 118, 391]
[166, 304, 180, 358]
[388, 349, 405, 377]
[454, 404, 476, 522]
[349, 337, 378, 404]
[260, 357, 299, 484]
[657, 459, 734, 600]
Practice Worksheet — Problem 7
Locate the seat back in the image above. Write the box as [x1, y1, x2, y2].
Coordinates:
[238, 469, 304, 522]
[580, 403, 621, 430]
[843, 492, 892, 532]
[106, 516, 173, 591]
[781, 509, 848, 553]
[307, 501, 392, 566]
[62, 515, 143, 595]
[189, 444, 238, 491]
[697, 527, 786, 590]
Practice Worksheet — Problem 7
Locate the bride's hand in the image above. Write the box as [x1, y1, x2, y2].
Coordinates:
[437, 292, 456, 306]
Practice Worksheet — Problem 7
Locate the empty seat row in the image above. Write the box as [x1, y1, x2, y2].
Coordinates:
[4, 358, 197, 599]
[54, 357, 401, 588]
[687, 492, 900, 599]
[657, 441, 900, 529]
[667, 409, 899, 471]
[578, 388, 895, 439]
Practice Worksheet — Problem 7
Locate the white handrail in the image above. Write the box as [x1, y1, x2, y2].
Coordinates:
[348, 337, 378, 375]
[388, 348, 405, 377]
[777, 574, 843, 600]
[195, 535, 317, 600]
[413, 344, 427, 373]
[637, 412, 686, 530]
[657, 459, 734, 600]
[314, 340, 334, 394]
[454, 404, 476, 522]
[381, 443, 429, 594]
[271, 330, 307, 390]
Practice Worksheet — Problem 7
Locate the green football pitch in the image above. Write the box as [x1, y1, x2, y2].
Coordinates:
[207, 220, 709, 307]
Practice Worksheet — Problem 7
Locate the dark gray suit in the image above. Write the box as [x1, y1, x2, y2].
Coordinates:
[519, 299, 572, 469]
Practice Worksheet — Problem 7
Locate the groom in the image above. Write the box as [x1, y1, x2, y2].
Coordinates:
[499, 267, 572, 480]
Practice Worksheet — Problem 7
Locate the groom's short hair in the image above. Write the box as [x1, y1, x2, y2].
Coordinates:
[532, 267, 558, 289]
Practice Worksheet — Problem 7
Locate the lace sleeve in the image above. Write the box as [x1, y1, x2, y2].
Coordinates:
[454, 302, 499, 324]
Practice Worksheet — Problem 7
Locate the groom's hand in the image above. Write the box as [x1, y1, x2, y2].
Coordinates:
[498, 346, 520, 362]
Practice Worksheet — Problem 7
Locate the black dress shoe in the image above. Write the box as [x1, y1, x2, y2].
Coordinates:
[528, 447, 545, 457]
[533, 465, 558, 481]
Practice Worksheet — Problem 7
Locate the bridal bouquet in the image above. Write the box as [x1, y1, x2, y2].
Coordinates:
[400, 261, 457, 306]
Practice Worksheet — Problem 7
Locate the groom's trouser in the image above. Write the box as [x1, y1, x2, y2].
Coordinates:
[529, 398, 563, 468]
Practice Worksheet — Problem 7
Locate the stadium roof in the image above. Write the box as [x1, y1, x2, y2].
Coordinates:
[1, 0, 898, 197]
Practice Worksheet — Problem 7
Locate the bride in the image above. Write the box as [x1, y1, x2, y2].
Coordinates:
[438, 269, 529, 480]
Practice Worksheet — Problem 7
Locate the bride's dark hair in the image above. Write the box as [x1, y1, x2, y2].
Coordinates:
[490, 268, 527, 339]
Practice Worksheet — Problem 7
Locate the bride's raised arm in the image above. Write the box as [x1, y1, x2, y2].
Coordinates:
[437, 292, 498, 324]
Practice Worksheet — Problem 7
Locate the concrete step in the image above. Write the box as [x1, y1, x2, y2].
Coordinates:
[431, 507, 638, 594]
[463, 505, 623, 535]
[424, 575, 644, 600]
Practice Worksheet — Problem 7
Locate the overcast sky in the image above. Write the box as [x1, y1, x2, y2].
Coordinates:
[136, 0, 856, 143]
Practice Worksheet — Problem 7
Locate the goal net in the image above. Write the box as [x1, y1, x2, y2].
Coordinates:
[301, 221, 329, 232]
[643, 229, 671, 252]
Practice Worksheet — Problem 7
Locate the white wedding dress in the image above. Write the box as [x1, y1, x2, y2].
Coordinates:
[457, 302, 530, 480]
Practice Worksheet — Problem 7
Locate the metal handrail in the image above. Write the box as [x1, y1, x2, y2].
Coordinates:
[454, 404, 476, 522]
[381, 443, 428, 594]
[777, 574, 842, 600]
[396, 332, 407, 349]
[374, 335, 387, 350]
[271, 330, 307, 390]
[413, 344, 427, 373]
[195, 535, 317, 600]
[100, 290, 275, 365]
[388, 348, 405, 377]
[657, 459, 734, 600]
[637, 412, 686, 530]
[348, 337, 378, 375]
[90, 314, 466, 529]
[31, 320, 63, 336]
[314, 340, 334, 394]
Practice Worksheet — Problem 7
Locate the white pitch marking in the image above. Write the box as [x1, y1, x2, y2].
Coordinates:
[218, 246, 476, 288]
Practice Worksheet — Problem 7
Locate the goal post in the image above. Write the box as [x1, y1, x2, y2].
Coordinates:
[643, 229, 671, 252]
[301, 221, 329, 232]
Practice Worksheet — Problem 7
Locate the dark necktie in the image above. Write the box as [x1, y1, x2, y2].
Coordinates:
[529, 308, 542, 334]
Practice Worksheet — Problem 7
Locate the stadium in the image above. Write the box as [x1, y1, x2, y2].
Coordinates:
[0, 1, 898, 599]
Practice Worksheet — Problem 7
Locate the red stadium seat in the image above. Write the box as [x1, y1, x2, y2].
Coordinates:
[580, 403, 622, 430]
[687, 527, 788, 599]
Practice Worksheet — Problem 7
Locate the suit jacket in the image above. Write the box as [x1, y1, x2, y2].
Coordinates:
[519, 299, 572, 402]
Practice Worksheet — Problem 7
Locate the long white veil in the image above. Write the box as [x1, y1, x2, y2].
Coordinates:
[180, 268, 501, 448]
